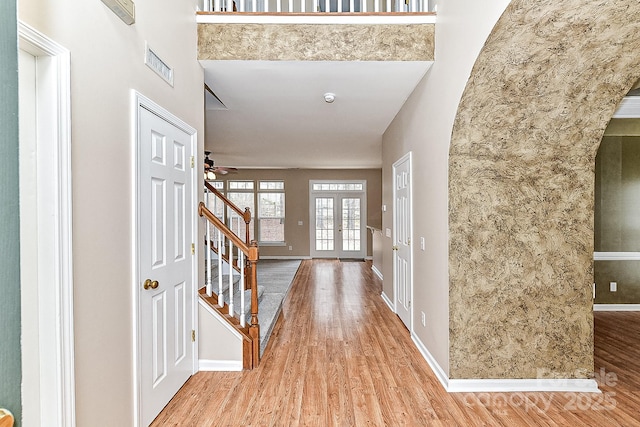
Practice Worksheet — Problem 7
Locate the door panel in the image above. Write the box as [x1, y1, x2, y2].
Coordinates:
[139, 106, 194, 426]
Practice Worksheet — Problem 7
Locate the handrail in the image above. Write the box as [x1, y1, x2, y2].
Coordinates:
[204, 181, 252, 245]
[199, 202, 251, 255]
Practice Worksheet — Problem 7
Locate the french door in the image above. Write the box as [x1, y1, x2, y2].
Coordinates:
[310, 181, 366, 259]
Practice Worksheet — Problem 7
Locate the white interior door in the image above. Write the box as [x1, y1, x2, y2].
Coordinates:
[138, 103, 195, 426]
[393, 154, 412, 330]
[310, 181, 366, 259]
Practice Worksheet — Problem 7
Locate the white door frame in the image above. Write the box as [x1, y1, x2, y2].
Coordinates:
[392, 152, 413, 330]
[18, 22, 76, 427]
[132, 91, 199, 427]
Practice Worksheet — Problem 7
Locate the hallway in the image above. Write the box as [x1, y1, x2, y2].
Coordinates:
[151, 260, 640, 426]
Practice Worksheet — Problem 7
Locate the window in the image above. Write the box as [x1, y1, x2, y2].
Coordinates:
[205, 181, 225, 220]
[258, 181, 285, 244]
[312, 182, 363, 191]
[227, 181, 255, 242]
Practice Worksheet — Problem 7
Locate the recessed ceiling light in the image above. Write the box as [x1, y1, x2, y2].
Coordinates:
[324, 93, 336, 103]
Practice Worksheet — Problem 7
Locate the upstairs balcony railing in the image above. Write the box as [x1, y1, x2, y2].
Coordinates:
[201, 0, 435, 13]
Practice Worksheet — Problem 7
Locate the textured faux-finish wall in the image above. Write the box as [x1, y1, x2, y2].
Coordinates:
[19, 1, 205, 425]
[449, 0, 640, 379]
[198, 23, 434, 61]
[382, 0, 512, 377]
[0, 1, 22, 424]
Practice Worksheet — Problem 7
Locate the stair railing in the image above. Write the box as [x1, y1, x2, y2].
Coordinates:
[199, 196, 261, 365]
[204, 181, 251, 246]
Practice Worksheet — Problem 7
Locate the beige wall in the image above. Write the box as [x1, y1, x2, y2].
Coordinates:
[19, 1, 205, 425]
[382, 0, 512, 376]
[213, 168, 381, 258]
[198, 304, 243, 362]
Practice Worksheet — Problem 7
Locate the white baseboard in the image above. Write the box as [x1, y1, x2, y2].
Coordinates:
[199, 359, 243, 371]
[380, 291, 394, 311]
[447, 378, 600, 393]
[411, 333, 449, 390]
[371, 265, 383, 280]
[594, 304, 640, 311]
[410, 333, 600, 394]
[260, 256, 311, 260]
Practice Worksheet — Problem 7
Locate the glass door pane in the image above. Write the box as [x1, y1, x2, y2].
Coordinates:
[341, 197, 361, 252]
[315, 197, 334, 251]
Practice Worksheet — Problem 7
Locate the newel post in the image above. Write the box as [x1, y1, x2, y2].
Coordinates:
[248, 240, 260, 367]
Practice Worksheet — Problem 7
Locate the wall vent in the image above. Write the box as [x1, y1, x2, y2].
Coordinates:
[145, 44, 174, 87]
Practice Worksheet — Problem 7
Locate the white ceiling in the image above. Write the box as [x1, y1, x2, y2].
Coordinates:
[202, 60, 432, 169]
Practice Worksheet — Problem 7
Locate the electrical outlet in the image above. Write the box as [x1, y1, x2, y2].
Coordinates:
[420, 237, 425, 251]
[610, 282, 617, 292]
[298, 220, 303, 226]
[421, 311, 426, 326]
[289, 245, 293, 251]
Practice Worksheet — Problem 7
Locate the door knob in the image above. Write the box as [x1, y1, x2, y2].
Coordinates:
[143, 279, 159, 290]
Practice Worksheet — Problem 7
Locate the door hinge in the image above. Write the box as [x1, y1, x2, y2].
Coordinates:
[192, 330, 196, 342]
[190, 156, 195, 168]
[191, 243, 195, 255]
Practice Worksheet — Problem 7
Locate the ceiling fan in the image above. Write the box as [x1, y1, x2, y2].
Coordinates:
[204, 151, 238, 180]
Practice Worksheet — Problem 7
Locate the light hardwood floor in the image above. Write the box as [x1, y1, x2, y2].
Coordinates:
[151, 259, 640, 426]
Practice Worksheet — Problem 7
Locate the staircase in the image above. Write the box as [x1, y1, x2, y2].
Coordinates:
[199, 182, 261, 369]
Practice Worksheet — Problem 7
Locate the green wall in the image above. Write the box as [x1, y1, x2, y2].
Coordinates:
[594, 135, 640, 304]
[0, 0, 22, 423]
